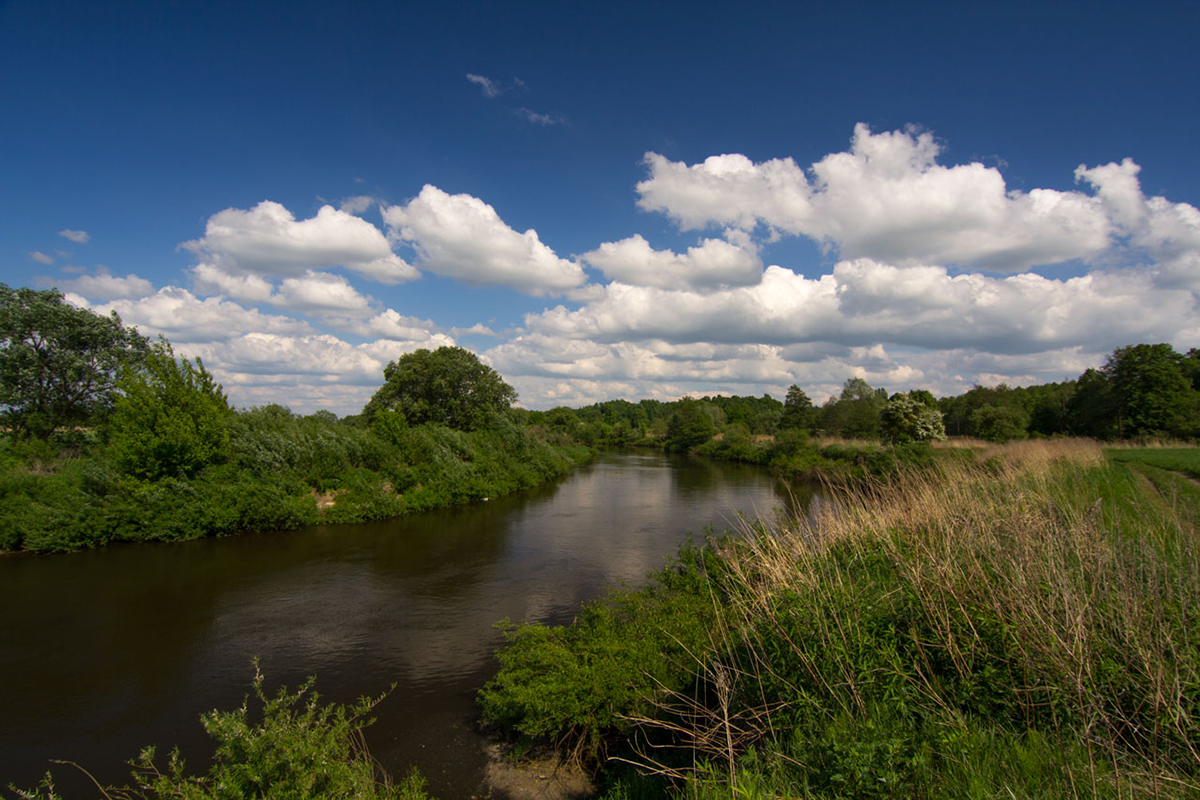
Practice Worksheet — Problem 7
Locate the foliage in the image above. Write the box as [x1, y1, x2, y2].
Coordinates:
[1104, 343, 1198, 438]
[819, 378, 887, 439]
[478, 539, 725, 761]
[968, 403, 1029, 442]
[879, 391, 946, 444]
[484, 441, 1200, 796]
[11, 663, 432, 799]
[363, 346, 517, 431]
[1, 401, 588, 552]
[779, 384, 816, 432]
[108, 341, 232, 480]
[0, 284, 148, 439]
[664, 399, 717, 452]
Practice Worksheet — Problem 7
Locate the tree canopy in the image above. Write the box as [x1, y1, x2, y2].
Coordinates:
[108, 340, 232, 479]
[0, 284, 148, 438]
[880, 392, 946, 445]
[363, 346, 517, 431]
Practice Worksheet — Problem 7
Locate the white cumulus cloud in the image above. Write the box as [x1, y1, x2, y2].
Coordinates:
[637, 123, 1115, 272]
[581, 234, 762, 291]
[182, 200, 419, 284]
[58, 270, 154, 300]
[382, 185, 586, 295]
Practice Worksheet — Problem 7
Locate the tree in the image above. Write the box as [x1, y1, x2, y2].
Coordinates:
[0, 284, 148, 439]
[665, 398, 717, 452]
[779, 384, 817, 432]
[1103, 343, 1194, 438]
[108, 341, 231, 479]
[969, 404, 1030, 442]
[363, 346, 517, 431]
[820, 378, 888, 439]
[880, 392, 946, 445]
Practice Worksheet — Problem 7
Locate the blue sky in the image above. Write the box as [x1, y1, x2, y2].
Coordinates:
[3, 0, 1198, 414]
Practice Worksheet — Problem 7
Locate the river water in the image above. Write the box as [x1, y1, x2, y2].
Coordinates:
[0, 451, 817, 797]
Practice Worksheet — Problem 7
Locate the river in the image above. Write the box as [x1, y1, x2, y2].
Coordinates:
[0, 451, 819, 797]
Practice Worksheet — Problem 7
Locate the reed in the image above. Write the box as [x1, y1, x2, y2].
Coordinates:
[498, 440, 1200, 797]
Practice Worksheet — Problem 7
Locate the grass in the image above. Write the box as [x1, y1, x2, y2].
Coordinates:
[1108, 446, 1200, 481]
[483, 439, 1200, 797]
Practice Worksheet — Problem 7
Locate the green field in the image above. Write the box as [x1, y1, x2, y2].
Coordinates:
[1107, 446, 1200, 480]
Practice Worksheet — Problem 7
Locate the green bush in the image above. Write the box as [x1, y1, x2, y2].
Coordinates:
[108, 343, 232, 480]
[12, 663, 432, 799]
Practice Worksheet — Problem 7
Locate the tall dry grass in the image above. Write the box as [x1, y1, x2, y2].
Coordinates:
[632, 439, 1199, 795]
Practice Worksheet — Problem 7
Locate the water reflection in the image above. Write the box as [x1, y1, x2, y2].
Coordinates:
[0, 452, 820, 797]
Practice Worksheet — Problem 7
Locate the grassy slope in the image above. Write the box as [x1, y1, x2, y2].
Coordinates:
[481, 440, 1200, 798]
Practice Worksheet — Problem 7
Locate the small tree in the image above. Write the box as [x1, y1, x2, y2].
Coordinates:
[108, 341, 231, 479]
[880, 392, 946, 445]
[0, 284, 148, 439]
[363, 346, 517, 431]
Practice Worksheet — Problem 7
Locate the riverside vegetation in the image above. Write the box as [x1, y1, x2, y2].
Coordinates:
[480, 440, 1200, 797]
[0, 287, 588, 553]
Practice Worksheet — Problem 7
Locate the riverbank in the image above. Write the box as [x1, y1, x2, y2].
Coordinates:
[481, 440, 1200, 797]
[0, 408, 590, 553]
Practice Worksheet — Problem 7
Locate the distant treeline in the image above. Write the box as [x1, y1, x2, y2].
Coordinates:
[530, 342, 1200, 447]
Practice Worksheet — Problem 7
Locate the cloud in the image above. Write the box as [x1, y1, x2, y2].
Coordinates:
[339, 195, 375, 214]
[190, 262, 276, 303]
[1076, 158, 1200, 290]
[273, 271, 373, 314]
[182, 200, 419, 284]
[466, 73, 502, 98]
[581, 234, 762, 291]
[91, 287, 315, 343]
[57, 270, 154, 300]
[516, 108, 566, 126]
[524, 259, 1194, 356]
[58, 229, 89, 244]
[29, 251, 54, 265]
[184, 333, 457, 415]
[636, 123, 1115, 272]
[452, 323, 500, 337]
[382, 185, 585, 295]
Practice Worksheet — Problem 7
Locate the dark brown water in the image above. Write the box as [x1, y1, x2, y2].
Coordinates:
[0, 452, 819, 797]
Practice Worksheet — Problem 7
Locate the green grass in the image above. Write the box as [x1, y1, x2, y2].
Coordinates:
[484, 440, 1200, 798]
[1107, 446, 1200, 480]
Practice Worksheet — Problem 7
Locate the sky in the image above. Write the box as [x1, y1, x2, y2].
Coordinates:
[3, 0, 1199, 415]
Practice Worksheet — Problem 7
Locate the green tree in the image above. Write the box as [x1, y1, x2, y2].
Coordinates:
[108, 341, 231, 479]
[880, 392, 946, 445]
[363, 346, 517, 431]
[1103, 343, 1195, 437]
[0, 284, 148, 439]
[820, 378, 887, 438]
[665, 398, 717, 452]
[779, 384, 817, 432]
[969, 404, 1030, 442]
